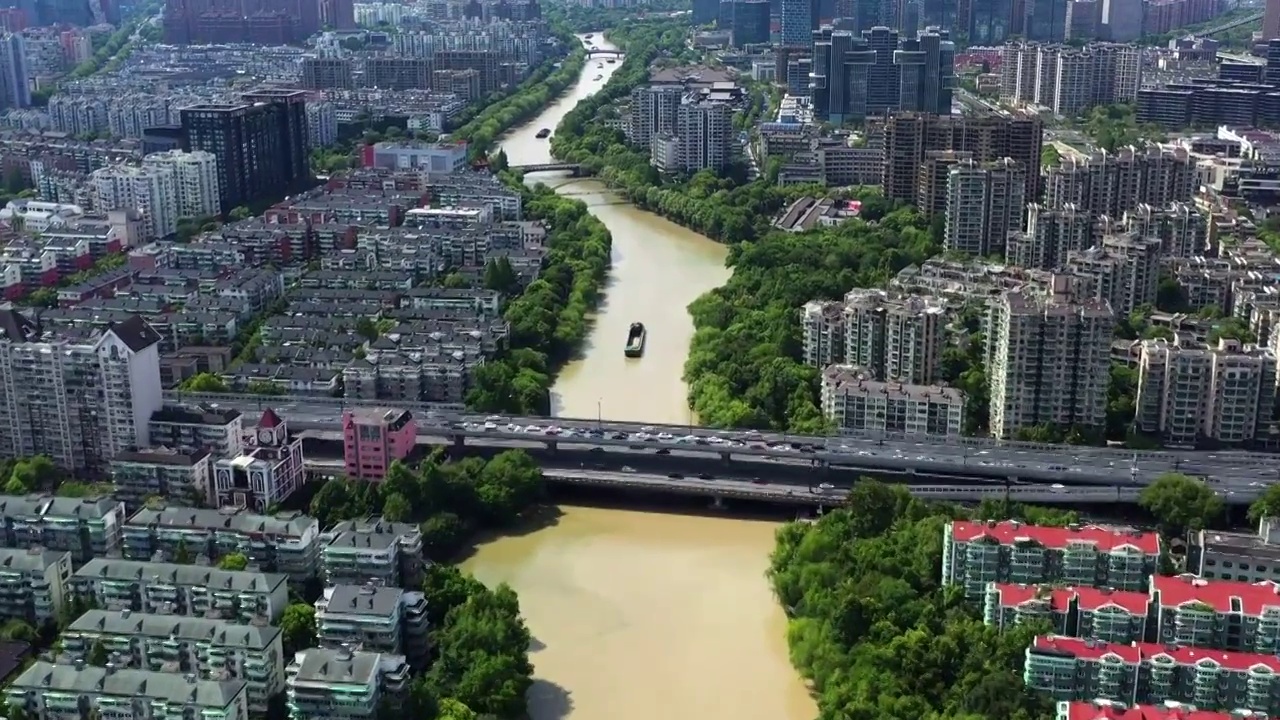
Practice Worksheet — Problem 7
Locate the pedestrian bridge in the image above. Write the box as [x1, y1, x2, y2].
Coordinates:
[587, 47, 624, 57]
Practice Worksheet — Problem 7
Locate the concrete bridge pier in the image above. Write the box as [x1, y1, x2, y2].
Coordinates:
[452, 435, 465, 451]
[547, 440, 557, 452]
[711, 496, 725, 510]
[719, 451, 732, 462]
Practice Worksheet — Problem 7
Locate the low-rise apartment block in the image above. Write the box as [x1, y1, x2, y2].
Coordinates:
[147, 404, 245, 459]
[286, 647, 409, 720]
[0, 548, 71, 624]
[7, 661, 248, 720]
[942, 520, 1161, 600]
[110, 448, 213, 508]
[984, 583, 1151, 644]
[71, 559, 289, 623]
[1189, 517, 1280, 585]
[1025, 634, 1280, 715]
[121, 506, 321, 581]
[62, 609, 284, 713]
[820, 364, 965, 437]
[315, 585, 430, 670]
[319, 518, 423, 589]
[0, 494, 126, 563]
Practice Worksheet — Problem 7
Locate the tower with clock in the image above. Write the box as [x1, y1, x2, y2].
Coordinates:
[213, 408, 306, 511]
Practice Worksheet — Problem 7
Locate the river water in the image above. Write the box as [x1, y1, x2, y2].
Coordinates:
[477, 35, 815, 720]
[498, 36, 730, 427]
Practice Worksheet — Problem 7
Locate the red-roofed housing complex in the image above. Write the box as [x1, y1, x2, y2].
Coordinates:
[1151, 575, 1280, 654]
[1025, 634, 1280, 715]
[943, 520, 1161, 599]
[985, 583, 1151, 644]
[1059, 699, 1267, 720]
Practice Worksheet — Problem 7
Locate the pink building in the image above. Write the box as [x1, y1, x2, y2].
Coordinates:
[343, 408, 416, 480]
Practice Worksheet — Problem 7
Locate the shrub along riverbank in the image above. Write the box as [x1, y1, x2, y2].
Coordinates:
[771, 480, 1060, 719]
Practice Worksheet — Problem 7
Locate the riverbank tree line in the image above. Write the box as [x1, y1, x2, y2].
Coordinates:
[550, 19, 941, 431]
[465, 179, 612, 415]
[309, 449, 544, 557]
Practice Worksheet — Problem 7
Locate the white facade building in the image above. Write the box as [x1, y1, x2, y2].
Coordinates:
[91, 163, 179, 240]
[0, 311, 164, 473]
[143, 150, 221, 219]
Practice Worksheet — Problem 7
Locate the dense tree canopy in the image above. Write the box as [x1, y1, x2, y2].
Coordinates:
[414, 566, 534, 720]
[684, 201, 938, 429]
[1139, 472, 1224, 538]
[770, 480, 1057, 720]
[309, 450, 544, 559]
[279, 603, 316, 655]
[1250, 483, 1280, 525]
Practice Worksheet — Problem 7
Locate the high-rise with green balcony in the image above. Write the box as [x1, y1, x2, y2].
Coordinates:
[942, 520, 1161, 600]
[0, 494, 126, 564]
[61, 609, 284, 713]
[7, 661, 248, 720]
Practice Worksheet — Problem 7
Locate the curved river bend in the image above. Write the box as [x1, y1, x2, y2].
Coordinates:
[475, 34, 816, 720]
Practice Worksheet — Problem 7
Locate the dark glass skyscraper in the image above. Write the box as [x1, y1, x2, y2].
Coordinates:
[694, 0, 720, 24]
[181, 89, 310, 214]
[966, 0, 1012, 44]
[733, 0, 771, 45]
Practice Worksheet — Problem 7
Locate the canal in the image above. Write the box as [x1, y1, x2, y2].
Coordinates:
[497, 35, 730, 427]
[479, 34, 817, 720]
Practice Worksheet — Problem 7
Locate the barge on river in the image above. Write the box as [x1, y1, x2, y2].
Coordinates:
[625, 323, 646, 358]
[535, 128, 551, 139]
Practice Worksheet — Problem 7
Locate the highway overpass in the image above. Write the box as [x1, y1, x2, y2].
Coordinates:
[302, 456, 1210, 507]
[168, 392, 1278, 489]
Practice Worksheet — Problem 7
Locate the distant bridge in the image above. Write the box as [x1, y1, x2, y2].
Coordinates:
[512, 162, 586, 175]
[587, 47, 624, 57]
[1201, 9, 1262, 35]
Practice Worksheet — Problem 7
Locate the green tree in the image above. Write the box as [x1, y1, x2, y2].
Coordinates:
[218, 553, 249, 571]
[1139, 473, 1224, 538]
[228, 206, 252, 221]
[382, 492, 412, 522]
[174, 539, 193, 564]
[10, 456, 59, 492]
[421, 512, 469, 559]
[482, 257, 519, 295]
[355, 317, 379, 341]
[435, 699, 477, 720]
[279, 603, 316, 655]
[421, 565, 485, 627]
[1248, 484, 1280, 525]
[179, 373, 229, 393]
[87, 640, 109, 667]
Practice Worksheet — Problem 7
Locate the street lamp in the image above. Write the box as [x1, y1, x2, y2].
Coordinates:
[596, 398, 602, 430]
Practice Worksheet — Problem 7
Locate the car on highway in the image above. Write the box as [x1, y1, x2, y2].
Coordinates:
[751, 478, 766, 484]
[483, 422, 497, 431]
[621, 466, 636, 473]
[696, 473, 714, 480]
[655, 448, 671, 455]
[668, 472, 684, 479]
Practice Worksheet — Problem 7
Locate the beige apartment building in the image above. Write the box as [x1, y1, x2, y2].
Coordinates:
[801, 289, 947, 384]
[821, 364, 966, 437]
[987, 277, 1115, 439]
[1135, 335, 1278, 447]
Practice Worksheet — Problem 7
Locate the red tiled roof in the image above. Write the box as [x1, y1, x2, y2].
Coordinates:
[1075, 586, 1151, 615]
[258, 408, 283, 429]
[950, 520, 1160, 554]
[991, 583, 1080, 612]
[1031, 635, 1280, 673]
[1032, 635, 1143, 664]
[1063, 701, 1246, 720]
[1153, 574, 1280, 616]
